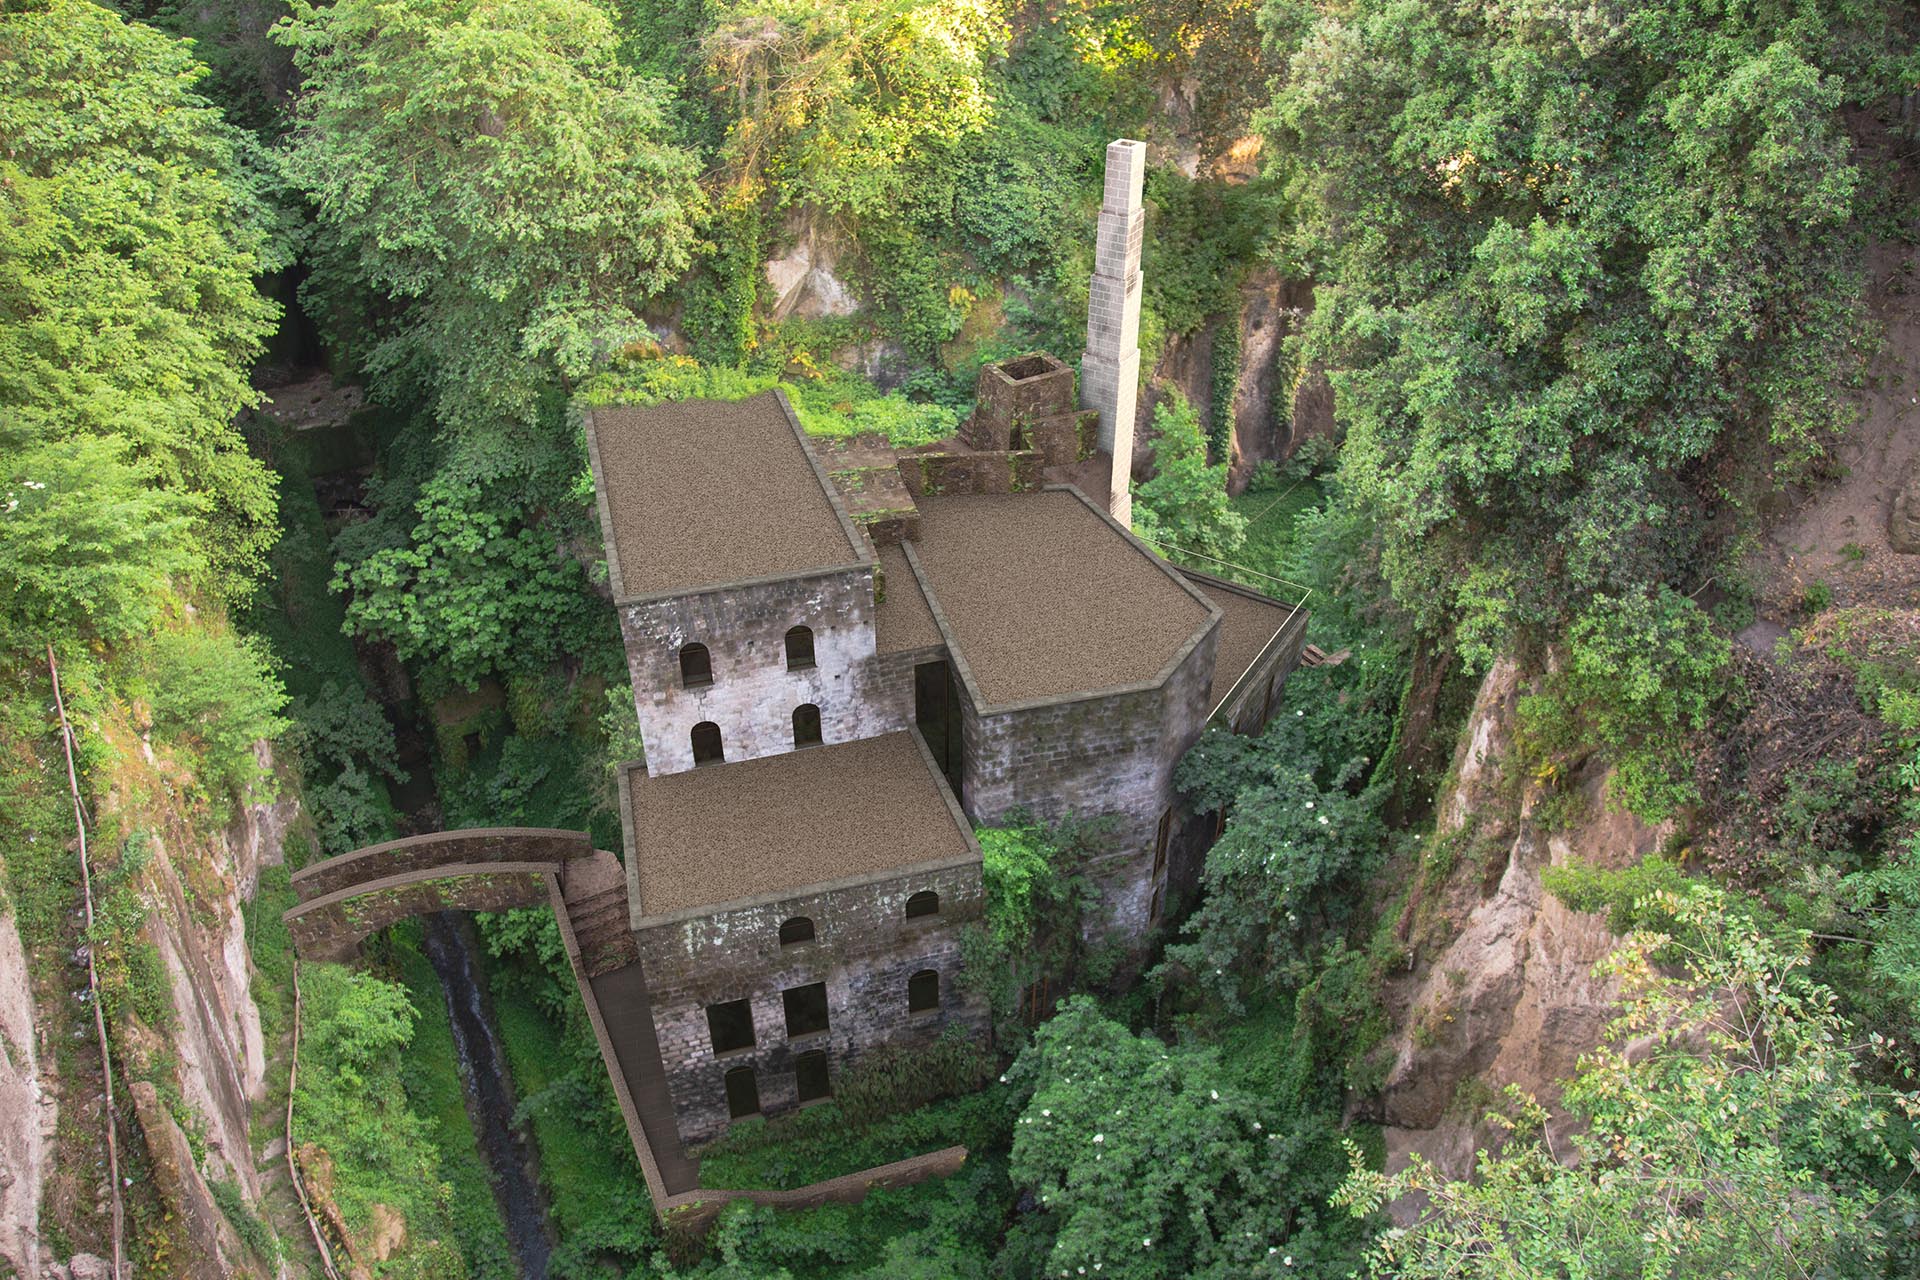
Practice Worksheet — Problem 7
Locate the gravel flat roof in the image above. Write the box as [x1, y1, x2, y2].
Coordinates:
[588, 392, 862, 599]
[910, 491, 1214, 705]
[624, 731, 975, 918]
[1190, 579, 1296, 710]
[874, 544, 942, 653]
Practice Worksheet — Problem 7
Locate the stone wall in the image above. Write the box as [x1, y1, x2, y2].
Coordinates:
[290, 827, 591, 899]
[284, 867, 553, 961]
[620, 567, 907, 775]
[634, 859, 988, 1149]
[956, 616, 1218, 941]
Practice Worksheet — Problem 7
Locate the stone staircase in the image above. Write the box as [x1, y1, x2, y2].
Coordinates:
[567, 882, 638, 978]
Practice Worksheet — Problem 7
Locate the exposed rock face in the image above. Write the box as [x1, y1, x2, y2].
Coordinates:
[129, 1081, 247, 1275]
[764, 226, 860, 321]
[1226, 269, 1295, 488]
[133, 759, 297, 1210]
[1891, 458, 1920, 553]
[1379, 660, 1668, 1221]
[0, 901, 48, 1279]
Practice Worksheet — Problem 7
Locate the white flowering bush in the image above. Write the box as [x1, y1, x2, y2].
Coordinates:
[1000, 997, 1358, 1277]
[1163, 663, 1392, 1012]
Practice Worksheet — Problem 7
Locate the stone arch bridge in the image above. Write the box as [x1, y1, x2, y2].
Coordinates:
[282, 827, 634, 972]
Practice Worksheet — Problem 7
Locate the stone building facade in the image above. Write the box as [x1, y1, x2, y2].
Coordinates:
[582, 371, 1307, 1155]
[569, 144, 1308, 1160]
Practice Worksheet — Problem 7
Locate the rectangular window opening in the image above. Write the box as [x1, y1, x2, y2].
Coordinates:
[783, 981, 830, 1038]
[795, 1050, 830, 1103]
[706, 998, 755, 1055]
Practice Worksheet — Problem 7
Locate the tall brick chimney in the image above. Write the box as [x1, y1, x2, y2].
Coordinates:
[1081, 138, 1147, 526]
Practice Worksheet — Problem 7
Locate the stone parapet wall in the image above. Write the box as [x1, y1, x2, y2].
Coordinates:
[897, 449, 1046, 499]
[290, 827, 590, 901]
[635, 859, 987, 1149]
[620, 567, 905, 775]
[284, 866, 553, 961]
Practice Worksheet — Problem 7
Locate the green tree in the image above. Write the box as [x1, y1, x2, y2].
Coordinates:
[1162, 659, 1398, 1009]
[1518, 585, 1733, 820]
[1265, 0, 1909, 661]
[702, 0, 1006, 217]
[1002, 996, 1356, 1277]
[332, 468, 600, 690]
[277, 0, 705, 434]
[1131, 388, 1248, 562]
[1335, 886, 1920, 1278]
[0, 0, 283, 594]
[0, 436, 198, 648]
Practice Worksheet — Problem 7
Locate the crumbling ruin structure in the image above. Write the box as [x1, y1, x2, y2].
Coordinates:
[286, 139, 1311, 1214]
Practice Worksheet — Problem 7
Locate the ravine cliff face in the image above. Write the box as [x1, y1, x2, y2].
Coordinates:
[1372, 659, 1668, 1220]
[2, 734, 302, 1280]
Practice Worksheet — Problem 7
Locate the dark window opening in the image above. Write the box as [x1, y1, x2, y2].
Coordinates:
[783, 981, 829, 1038]
[692, 720, 724, 765]
[680, 643, 713, 688]
[908, 969, 940, 1013]
[706, 998, 754, 1054]
[913, 660, 963, 797]
[795, 1050, 830, 1103]
[779, 916, 815, 946]
[905, 891, 939, 921]
[1152, 808, 1172, 878]
[785, 626, 815, 670]
[724, 1066, 761, 1119]
[793, 703, 822, 748]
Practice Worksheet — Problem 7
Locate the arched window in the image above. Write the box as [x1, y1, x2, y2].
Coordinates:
[905, 890, 939, 921]
[785, 625, 815, 670]
[908, 969, 940, 1013]
[724, 1066, 761, 1119]
[779, 916, 814, 946]
[792, 703, 822, 748]
[691, 721, 724, 765]
[679, 642, 713, 688]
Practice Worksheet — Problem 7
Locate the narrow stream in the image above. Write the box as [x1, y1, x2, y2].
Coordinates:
[294, 410, 559, 1279]
[422, 912, 554, 1280]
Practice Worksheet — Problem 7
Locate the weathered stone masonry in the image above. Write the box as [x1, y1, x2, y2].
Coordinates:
[632, 857, 987, 1147]
[618, 567, 911, 776]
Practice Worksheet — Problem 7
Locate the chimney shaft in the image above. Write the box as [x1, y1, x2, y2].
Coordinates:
[1081, 139, 1147, 526]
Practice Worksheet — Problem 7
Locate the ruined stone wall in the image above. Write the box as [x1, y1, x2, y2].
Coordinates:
[1212, 605, 1310, 736]
[620, 567, 906, 775]
[871, 646, 939, 726]
[634, 859, 988, 1149]
[957, 619, 1218, 941]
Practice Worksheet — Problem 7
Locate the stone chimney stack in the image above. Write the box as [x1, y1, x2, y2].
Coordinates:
[1081, 138, 1147, 526]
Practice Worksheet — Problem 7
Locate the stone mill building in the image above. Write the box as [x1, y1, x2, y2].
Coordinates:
[283, 141, 1310, 1209]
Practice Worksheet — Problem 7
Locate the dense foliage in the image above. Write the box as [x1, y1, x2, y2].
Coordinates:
[278, 0, 705, 434]
[1, 0, 283, 622]
[1267, 0, 1905, 662]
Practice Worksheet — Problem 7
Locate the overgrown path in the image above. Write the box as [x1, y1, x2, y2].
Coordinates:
[1764, 238, 1920, 610]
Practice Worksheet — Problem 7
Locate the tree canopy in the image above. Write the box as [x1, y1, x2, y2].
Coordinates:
[0, 0, 283, 601]
[277, 0, 706, 434]
[1267, 0, 1903, 661]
